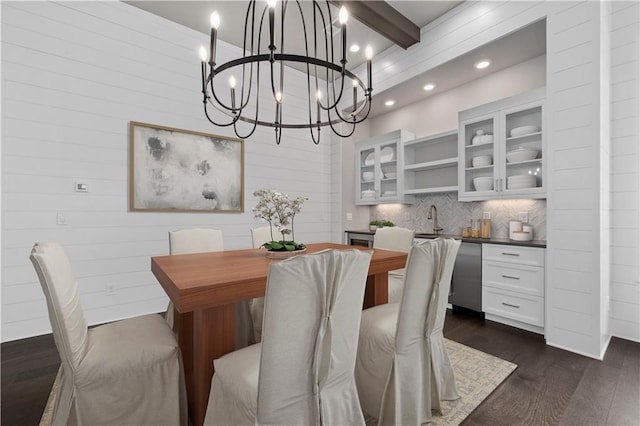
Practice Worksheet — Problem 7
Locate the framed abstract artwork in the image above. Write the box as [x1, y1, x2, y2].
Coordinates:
[129, 121, 244, 212]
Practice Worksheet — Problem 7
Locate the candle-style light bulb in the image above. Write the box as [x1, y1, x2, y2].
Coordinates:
[210, 11, 220, 29]
[266, 0, 277, 8]
[199, 46, 208, 62]
[365, 45, 373, 60]
[229, 76, 236, 88]
[275, 91, 282, 103]
[316, 90, 322, 123]
[339, 6, 348, 24]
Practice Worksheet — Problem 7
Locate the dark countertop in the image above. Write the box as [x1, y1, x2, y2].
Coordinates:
[345, 229, 546, 248]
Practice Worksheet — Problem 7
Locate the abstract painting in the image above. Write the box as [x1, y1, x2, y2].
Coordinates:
[129, 121, 244, 212]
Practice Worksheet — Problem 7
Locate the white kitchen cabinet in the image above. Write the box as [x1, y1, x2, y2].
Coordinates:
[458, 88, 546, 201]
[403, 129, 458, 195]
[482, 243, 545, 335]
[355, 129, 414, 205]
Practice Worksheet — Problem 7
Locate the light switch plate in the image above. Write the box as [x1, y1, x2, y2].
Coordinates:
[482, 211, 491, 219]
[74, 181, 89, 192]
[56, 212, 68, 225]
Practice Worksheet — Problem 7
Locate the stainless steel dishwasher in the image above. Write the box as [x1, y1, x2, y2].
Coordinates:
[449, 242, 482, 313]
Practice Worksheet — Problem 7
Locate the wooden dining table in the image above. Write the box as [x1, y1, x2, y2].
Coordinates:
[151, 242, 407, 426]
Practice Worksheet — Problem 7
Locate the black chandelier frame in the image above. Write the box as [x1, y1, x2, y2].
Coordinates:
[199, 0, 373, 144]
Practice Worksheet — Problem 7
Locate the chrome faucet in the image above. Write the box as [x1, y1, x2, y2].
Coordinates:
[427, 204, 443, 234]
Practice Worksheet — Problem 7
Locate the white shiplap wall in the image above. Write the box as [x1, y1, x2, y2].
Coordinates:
[1, 1, 336, 341]
[545, 1, 611, 358]
[609, 1, 640, 342]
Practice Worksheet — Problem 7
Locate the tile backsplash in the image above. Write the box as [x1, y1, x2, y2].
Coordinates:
[371, 193, 546, 240]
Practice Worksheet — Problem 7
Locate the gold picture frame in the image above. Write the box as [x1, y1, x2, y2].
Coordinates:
[129, 121, 244, 212]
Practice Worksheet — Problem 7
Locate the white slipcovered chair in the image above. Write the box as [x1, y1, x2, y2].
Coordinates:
[167, 228, 254, 348]
[373, 226, 415, 303]
[248, 226, 273, 343]
[355, 238, 461, 425]
[250, 226, 273, 248]
[30, 242, 187, 426]
[204, 249, 373, 425]
[166, 228, 224, 329]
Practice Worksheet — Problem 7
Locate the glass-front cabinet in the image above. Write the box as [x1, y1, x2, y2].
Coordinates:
[458, 88, 546, 201]
[355, 129, 414, 205]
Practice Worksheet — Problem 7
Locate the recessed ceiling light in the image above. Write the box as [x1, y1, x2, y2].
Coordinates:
[350, 44, 360, 53]
[385, 100, 395, 107]
[423, 83, 435, 91]
[475, 60, 490, 69]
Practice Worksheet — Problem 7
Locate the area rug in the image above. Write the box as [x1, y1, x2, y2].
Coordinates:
[40, 339, 516, 426]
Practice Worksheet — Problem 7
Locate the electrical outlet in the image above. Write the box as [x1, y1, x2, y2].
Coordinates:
[482, 211, 491, 219]
[519, 211, 529, 223]
[56, 212, 68, 225]
[105, 283, 116, 296]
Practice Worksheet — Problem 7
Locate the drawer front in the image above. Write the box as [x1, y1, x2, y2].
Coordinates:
[483, 244, 544, 267]
[483, 261, 544, 297]
[482, 287, 544, 327]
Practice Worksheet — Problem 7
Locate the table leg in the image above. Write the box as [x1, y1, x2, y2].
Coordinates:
[190, 304, 236, 426]
[363, 272, 389, 309]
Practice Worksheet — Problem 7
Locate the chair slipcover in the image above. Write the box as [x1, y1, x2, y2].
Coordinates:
[250, 226, 273, 248]
[373, 226, 415, 303]
[204, 249, 373, 425]
[248, 226, 273, 343]
[30, 242, 187, 426]
[169, 228, 224, 254]
[167, 228, 254, 348]
[355, 239, 461, 425]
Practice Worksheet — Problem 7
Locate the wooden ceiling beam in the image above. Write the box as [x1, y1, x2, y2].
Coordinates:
[329, 1, 420, 50]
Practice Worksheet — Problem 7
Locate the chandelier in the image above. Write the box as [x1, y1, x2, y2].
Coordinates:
[198, 0, 373, 144]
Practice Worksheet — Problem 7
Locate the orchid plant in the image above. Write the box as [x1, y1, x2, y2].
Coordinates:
[252, 189, 307, 251]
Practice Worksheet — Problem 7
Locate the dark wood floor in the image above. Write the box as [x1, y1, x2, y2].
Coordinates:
[2, 310, 639, 426]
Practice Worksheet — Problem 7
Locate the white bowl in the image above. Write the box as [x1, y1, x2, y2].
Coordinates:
[472, 155, 492, 167]
[362, 171, 374, 182]
[361, 190, 375, 198]
[506, 148, 538, 163]
[473, 177, 494, 191]
[384, 172, 397, 179]
[510, 125, 539, 137]
[511, 231, 532, 241]
[382, 190, 396, 197]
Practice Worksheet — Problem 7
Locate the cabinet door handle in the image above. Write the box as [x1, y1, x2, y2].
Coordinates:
[502, 274, 520, 280]
[495, 179, 499, 192]
[502, 302, 521, 309]
[500, 178, 504, 191]
[501, 252, 520, 257]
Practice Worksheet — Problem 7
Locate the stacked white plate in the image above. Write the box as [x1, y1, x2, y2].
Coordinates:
[472, 155, 492, 168]
[506, 147, 538, 163]
[380, 147, 395, 162]
[362, 171, 374, 182]
[473, 176, 494, 191]
[361, 189, 376, 199]
[507, 174, 537, 189]
[384, 172, 397, 179]
[382, 190, 396, 197]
